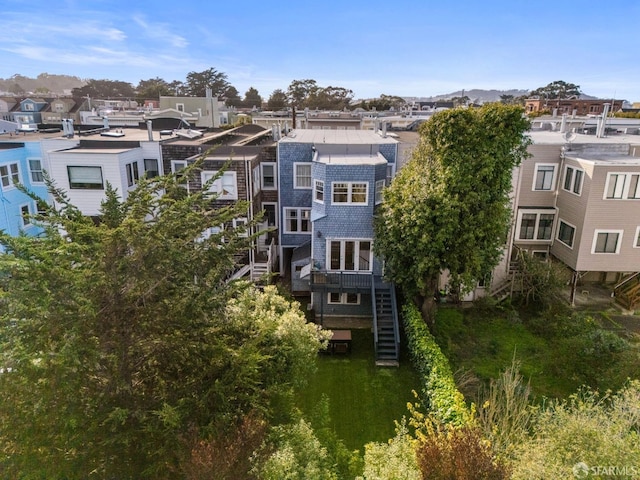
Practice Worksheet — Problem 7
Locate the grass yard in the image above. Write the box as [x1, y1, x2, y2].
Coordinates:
[434, 305, 640, 401]
[296, 328, 420, 452]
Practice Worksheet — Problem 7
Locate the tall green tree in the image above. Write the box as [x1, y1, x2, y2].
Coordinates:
[243, 86, 263, 109]
[183, 67, 231, 97]
[267, 89, 288, 110]
[223, 85, 243, 107]
[71, 79, 135, 98]
[136, 77, 174, 100]
[529, 80, 582, 100]
[0, 165, 327, 479]
[374, 103, 531, 324]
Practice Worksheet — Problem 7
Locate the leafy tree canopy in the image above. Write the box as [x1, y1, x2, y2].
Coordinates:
[183, 67, 231, 97]
[135, 77, 175, 100]
[374, 103, 531, 323]
[529, 80, 582, 100]
[71, 78, 135, 98]
[287, 79, 354, 110]
[243, 86, 263, 109]
[354, 94, 407, 111]
[223, 85, 242, 107]
[267, 89, 288, 110]
[0, 164, 328, 478]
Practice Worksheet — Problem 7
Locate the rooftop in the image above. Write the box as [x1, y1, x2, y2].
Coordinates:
[280, 129, 398, 145]
[529, 130, 640, 145]
[315, 152, 387, 165]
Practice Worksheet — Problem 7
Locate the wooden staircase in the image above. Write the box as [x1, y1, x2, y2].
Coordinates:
[372, 282, 400, 367]
[614, 273, 640, 310]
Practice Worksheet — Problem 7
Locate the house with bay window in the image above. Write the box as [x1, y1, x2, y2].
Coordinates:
[491, 129, 640, 309]
[0, 141, 49, 249]
[277, 129, 401, 364]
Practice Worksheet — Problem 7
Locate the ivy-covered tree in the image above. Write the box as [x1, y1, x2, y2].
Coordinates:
[374, 103, 531, 324]
[0, 165, 328, 478]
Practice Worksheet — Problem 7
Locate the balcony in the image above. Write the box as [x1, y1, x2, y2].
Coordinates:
[309, 270, 373, 293]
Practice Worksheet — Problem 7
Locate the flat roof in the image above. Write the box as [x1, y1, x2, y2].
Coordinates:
[316, 152, 387, 165]
[568, 153, 640, 166]
[280, 129, 398, 145]
[51, 148, 135, 154]
[529, 130, 640, 145]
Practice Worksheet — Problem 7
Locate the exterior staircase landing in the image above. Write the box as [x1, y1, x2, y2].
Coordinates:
[372, 281, 400, 367]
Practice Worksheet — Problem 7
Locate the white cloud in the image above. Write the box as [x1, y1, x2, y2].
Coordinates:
[132, 15, 188, 49]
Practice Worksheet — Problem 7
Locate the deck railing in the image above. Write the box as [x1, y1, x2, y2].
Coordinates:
[309, 270, 374, 291]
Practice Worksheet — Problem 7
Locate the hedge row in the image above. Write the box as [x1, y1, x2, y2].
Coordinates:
[403, 303, 470, 426]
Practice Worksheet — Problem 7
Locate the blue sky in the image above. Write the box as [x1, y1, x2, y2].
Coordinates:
[1, 0, 639, 101]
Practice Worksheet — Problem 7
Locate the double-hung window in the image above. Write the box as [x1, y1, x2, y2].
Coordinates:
[533, 164, 557, 191]
[332, 182, 368, 205]
[328, 292, 361, 305]
[28, 158, 44, 183]
[517, 210, 555, 241]
[314, 180, 324, 203]
[557, 220, 576, 248]
[202, 171, 238, 200]
[592, 230, 623, 254]
[0, 163, 20, 189]
[375, 179, 385, 204]
[284, 208, 310, 233]
[144, 159, 159, 178]
[294, 163, 312, 188]
[20, 204, 31, 227]
[261, 163, 276, 190]
[604, 173, 640, 199]
[125, 162, 139, 187]
[67, 166, 103, 189]
[563, 165, 584, 195]
[328, 239, 372, 271]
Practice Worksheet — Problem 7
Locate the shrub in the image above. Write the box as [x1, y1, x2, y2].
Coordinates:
[403, 303, 470, 426]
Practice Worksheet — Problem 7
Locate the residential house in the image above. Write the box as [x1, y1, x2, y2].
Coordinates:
[0, 140, 49, 249]
[11, 98, 48, 128]
[277, 129, 401, 364]
[525, 98, 624, 116]
[158, 95, 221, 128]
[488, 129, 640, 308]
[40, 97, 88, 126]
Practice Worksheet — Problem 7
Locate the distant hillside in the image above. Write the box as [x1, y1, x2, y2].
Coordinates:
[0, 73, 86, 96]
[406, 89, 529, 104]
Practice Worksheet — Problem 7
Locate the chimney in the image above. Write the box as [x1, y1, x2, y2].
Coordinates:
[147, 120, 153, 141]
[103, 117, 109, 130]
[382, 122, 387, 138]
[560, 114, 567, 133]
[552, 108, 558, 118]
[572, 109, 577, 119]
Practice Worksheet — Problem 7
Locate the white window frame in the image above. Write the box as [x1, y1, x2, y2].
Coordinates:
[515, 209, 555, 242]
[171, 160, 187, 173]
[284, 208, 311, 234]
[604, 172, 640, 200]
[293, 163, 312, 189]
[261, 202, 278, 227]
[0, 162, 20, 190]
[532, 163, 557, 191]
[314, 179, 324, 203]
[19, 203, 31, 227]
[635, 226, 640, 249]
[327, 292, 361, 305]
[125, 161, 139, 187]
[591, 229, 623, 254]
[252, 165, 261, 193]
[556, 219, 576, 249]
[233, 217, 249, 237]
[260, 162, 277, 190]
[327, 239, 373, 271]
[176, 103, 185, 112]
[144, 159, 159, 178]
[386, 164, 395, 185]
[331, 181, 368, 205]
[28, 158, 44, 184]
[67, 166, 103, 190]
[375, 179, 385, 205]
[562, 165, 584, 196]
[201, 171, 238, 200]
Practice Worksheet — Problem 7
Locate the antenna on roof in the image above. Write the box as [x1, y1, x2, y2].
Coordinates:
[563, 131, 577, 151]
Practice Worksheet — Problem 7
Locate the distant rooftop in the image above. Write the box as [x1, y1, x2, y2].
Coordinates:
[529, 130, 640, 145]
[315, 152, 387, 165]
[280, 129, 397, 145]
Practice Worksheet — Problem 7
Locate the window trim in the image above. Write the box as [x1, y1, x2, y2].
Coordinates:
[125, 161, 139, 187]
[331, 181, 369, 205]
[375, 179, 385, 205]
[201, 170, 238, 200]
[556, 219, 576, 249]
[144, 158, 159, 178]
[603, 172, 640, 200]
[591, 229, 623, 254]
[261, 202, 278, 228]
[515, 209, 555, 242]
[532, 163, 557, 191]
[327, 292, 361, 305]
[28, 158, 44, 184]
[314, 179, 324, 203]
[293, 162, 312, 189]
[233, 217, 249, 237]
[260, 162, 277, 190]
[283, 207, 311, 234]
[67, 165, 104, 190]
[326, 238, 373, 271]
[562, 165, 584, 196]
[0, 162, 20, 190]
[19, 203, 32, 227]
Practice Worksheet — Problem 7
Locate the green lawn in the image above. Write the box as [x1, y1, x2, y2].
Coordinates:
[296, 328, 420, 452]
